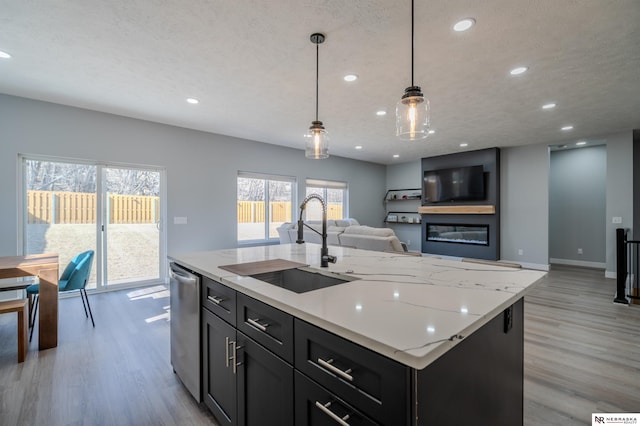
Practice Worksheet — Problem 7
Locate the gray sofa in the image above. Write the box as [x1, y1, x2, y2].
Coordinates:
[276, 219, 407, 252]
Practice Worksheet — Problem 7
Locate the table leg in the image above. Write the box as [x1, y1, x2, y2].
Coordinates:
[17, 301, 27, 362]
[38, 266, 59, 349]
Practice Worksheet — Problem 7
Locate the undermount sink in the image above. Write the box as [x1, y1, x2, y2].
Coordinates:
[249, 267, 359, 294]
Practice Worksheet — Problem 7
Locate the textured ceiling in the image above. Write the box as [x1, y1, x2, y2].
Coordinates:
[1, 0, 639, 164]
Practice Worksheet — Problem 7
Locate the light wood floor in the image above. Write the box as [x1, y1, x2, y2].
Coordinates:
[0, 266, 638, 425]
[524, 265, 640, 424]
[0, 285, 217, 426]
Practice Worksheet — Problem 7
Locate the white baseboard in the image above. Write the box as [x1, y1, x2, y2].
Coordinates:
[549, 258, 606, 269]
[499, 260, 549, 271]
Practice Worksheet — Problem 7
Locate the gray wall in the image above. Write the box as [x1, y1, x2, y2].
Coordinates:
[385, 160, 422, 251]
[500, 144, 550, 269]
[385, 133, 633, 273]
[605, 132, 634, 276]
[549, 146, 606, 265]
[634, 130, 640, 240]
[0, 94, 386, 258]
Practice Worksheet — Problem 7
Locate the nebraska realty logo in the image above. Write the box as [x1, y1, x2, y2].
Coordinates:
[593, 413, 639, 425]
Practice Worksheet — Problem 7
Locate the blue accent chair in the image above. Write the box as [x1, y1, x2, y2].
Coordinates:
[27, 250, 95, 341]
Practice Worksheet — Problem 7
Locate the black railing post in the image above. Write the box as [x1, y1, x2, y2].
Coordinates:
[614, 228, 629, 304]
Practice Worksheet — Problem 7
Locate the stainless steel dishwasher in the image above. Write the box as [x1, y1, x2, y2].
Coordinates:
[169, 262, 201, 401]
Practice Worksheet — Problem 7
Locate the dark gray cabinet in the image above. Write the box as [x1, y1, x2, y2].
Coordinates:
[202, 308, 237, 425]
[236, 333, 294, 426]
[201, 276, 525, 426]
[294, 319, 410, 425]
[294, 371, 379, 426]
[202, 280, 294, 426]
[236, 292, 294, 363]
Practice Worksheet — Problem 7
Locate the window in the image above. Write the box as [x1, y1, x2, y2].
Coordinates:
[20, 156, 165, 290]
[305, 179, 348, 221]
[237, 173, 295, 243]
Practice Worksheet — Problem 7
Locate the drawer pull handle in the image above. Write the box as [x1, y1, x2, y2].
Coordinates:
[314, 401, 351, 426]
[225, 336, 231, 368]
[247, 318, 269, 332]
[317, 358, 354, 382]
[207, 295, 224, 305]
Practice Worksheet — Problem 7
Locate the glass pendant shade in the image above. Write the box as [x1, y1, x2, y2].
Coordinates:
[396, 85, 430, 141]
[306, 120, 329, 159]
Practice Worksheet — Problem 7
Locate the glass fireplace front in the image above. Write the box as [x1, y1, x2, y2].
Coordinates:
[427, 224, 489, 246]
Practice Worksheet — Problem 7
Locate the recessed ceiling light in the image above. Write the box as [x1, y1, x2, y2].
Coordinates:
[355, 145, 363, 150]
[393, 154, 400, 158]
[376, 110, 386, 116]
[542, 103, 556, 109]
[343, 74, 358, 82]
[186, 98, 199, 104]
[576, 141, 587, 146]
[453, 18, 475, 32]
[460, 143, 468, 147]
[510, 66, 528, 76]
[0, 50, 11, 59]
[561, 125, 574, 131]
[428, 129, 436, 134]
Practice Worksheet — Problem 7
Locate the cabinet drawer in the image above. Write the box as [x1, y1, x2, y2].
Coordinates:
[295, 371, 379, 426]
[236, 293, 294, 363]
[202, 276, 236, 325]
[294, 319, 410, 426]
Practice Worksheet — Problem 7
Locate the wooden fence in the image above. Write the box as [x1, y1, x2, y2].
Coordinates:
[27, 190, 159, 224]
[28, 191, 342, 225]
[237, 201, 343, 223]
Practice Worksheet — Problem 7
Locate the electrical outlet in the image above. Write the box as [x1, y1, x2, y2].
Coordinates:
[407, 239, 411, 246]
[612, 217, 622, 224]
[577, 248, 583, 255]
[518, 249, 523, 256]
[174, 216, 188, 225]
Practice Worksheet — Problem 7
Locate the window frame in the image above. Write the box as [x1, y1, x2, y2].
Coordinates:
[305, 178, 349, 221]
[237, 171, 297, 245]
[18, 154, 167, 291]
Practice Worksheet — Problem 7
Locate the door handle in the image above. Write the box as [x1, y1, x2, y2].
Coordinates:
[225, 336, 230, 368]
[232, 341, 243, 375]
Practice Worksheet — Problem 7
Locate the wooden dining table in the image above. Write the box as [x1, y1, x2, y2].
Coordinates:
[0, 253, 59, 350]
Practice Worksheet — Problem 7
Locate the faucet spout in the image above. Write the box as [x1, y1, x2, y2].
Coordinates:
[296, 193, 336, 267]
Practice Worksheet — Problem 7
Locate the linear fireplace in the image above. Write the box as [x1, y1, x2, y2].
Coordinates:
[427, 224, 489, 246]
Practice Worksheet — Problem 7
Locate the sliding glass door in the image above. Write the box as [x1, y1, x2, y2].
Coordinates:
[24, 159, 99, 288]
[104, 166, 161, 285]
[22, 157, 164, 290]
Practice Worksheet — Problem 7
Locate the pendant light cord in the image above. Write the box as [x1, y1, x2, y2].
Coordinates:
[411, 0, 414, 86]
[315, 41, 319, 122]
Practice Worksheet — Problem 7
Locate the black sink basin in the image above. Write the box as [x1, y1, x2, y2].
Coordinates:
[249, 267, 358, 293]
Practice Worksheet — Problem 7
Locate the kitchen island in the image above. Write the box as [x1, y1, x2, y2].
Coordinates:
[170, 243, 546, 426]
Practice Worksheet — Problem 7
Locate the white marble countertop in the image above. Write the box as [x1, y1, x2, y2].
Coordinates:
[170, 244, 546, 370]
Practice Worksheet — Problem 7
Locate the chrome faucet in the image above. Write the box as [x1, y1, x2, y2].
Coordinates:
[296, 193, 337, 267]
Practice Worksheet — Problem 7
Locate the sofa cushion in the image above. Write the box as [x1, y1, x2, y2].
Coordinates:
[335, 218, 360, 227]
[338, 233, 405, 252]
[343, 225, 395, 237]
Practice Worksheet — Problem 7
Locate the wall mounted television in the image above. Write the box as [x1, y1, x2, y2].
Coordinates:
[423, 165, 485, 203]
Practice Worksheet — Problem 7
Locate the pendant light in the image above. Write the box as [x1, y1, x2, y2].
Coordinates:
[306, 33, 329, 159]
[396, 0, 430, 141]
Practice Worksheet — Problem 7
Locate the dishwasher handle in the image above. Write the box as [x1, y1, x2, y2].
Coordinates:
[169, 263, 197, 283]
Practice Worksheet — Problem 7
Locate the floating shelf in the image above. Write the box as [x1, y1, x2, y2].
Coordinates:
[418, 205, 496, 215]
[384, 188, 421, 202]
[385, 211, 421, 224]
